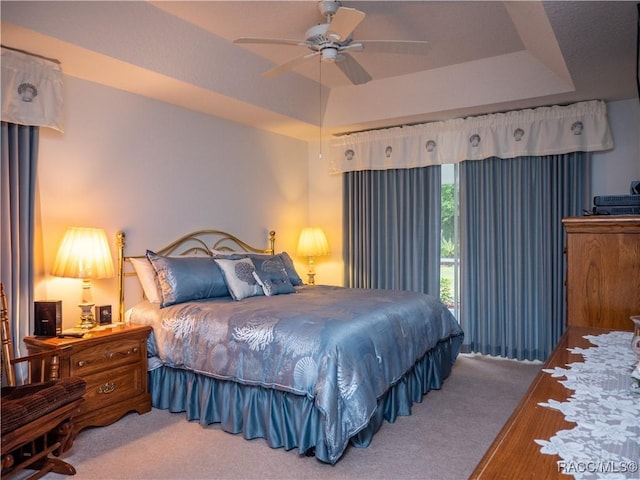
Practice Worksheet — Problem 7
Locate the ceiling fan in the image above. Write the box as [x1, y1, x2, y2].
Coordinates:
[233, 0, 430, 85]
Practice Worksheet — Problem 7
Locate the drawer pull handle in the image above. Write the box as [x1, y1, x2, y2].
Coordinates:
[75, 344, 141, 368]
[97, 382, 116, 394]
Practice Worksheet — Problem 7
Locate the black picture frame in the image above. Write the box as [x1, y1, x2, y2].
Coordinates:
[96, 305, 112, 325]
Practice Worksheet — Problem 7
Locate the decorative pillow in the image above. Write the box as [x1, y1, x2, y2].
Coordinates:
[146, 251, 229, 307]
[213, 252, 304, 286]
[252, 255, 296, 296]
[214, 257, 263, 301]
[277, 252, 304, 286]
[130, 257, 161, 303]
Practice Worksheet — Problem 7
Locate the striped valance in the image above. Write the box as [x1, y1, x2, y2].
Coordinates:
[328, 100, 613, 173]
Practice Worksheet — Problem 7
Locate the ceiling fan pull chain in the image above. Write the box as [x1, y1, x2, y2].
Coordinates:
[319, 54, 323, 160]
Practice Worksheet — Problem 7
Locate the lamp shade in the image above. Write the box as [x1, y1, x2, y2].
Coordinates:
[52, 227, 114, 279]
[297, 227, 330, 258]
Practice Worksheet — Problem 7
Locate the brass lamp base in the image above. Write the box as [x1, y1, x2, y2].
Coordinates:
[306, 257, 316, 285]
[78, 303, 96, 329]
[307, 272, 316, 285]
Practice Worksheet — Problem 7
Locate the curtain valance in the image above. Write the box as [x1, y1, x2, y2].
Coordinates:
[328, 100, 612, 174]
[1, 47, 64, 132]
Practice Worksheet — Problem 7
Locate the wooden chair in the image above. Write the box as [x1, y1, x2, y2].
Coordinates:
[1, 283, 86, 480]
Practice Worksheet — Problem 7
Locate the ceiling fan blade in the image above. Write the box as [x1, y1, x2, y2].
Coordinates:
[263, 52, 320, 78]
[358, 40, 430, 55]
[336, 53, 372, 85]
[234, 37, 307, 48]
[327, 7, 366, 41]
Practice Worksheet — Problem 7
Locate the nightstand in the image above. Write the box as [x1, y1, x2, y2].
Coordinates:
[24, 323, 152, 444]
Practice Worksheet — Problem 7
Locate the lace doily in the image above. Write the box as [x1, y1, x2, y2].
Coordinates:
[535, 331, 640, 479]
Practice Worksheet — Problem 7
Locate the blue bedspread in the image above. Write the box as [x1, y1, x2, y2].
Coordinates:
[129, 285, 463, 462]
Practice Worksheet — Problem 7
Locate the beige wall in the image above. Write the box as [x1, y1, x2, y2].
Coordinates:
[591, 99, 640, 197]
[304, 141, 344, 286]
[35, 76, 309, 328]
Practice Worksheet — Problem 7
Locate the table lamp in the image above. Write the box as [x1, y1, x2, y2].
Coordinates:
[51, 227, 114, 329]
[297, 227, 329, 285]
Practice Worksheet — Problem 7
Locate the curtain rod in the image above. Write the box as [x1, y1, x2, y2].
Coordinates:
[1, 44, 61, 65]
[334, 101, 580, 137]
[335, 120, 434, 137]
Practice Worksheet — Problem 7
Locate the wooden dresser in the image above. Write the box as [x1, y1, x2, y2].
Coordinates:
[24, 324, 152, 441]
[470, 326, 612, 479]
[563, 216, 640, 331]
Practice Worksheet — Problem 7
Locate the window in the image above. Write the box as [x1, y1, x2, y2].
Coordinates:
[440, 164, 459, 316]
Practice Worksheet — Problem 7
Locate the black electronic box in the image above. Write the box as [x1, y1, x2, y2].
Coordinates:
[34, 300, 62, 337]
[591, 182, 640, 215]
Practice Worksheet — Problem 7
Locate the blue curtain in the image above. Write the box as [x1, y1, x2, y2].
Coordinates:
[343, 167, 441, 297]
[459, 153, 591, 361]
[1, 121, 40, 359]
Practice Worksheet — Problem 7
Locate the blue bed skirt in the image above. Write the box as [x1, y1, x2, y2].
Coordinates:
[148, 333, 463, 464]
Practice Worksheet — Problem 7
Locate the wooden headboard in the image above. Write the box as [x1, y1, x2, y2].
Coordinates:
[116, 229, 276, 322]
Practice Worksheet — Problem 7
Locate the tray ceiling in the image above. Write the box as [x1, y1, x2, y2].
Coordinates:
[1, 1, 637, 140]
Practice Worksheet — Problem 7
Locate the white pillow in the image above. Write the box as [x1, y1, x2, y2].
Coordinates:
[130, 257, 161, 303]
[214, 257, 263, 301]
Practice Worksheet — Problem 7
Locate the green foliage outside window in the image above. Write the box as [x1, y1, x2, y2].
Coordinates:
[440, 183, 457, 308]
[441, 183, 456, 250]
[440, 277, 454, 307]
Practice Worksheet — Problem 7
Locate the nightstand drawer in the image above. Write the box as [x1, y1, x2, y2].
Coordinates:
[70, 338, 143, 376]
[80, 363, 146, 414]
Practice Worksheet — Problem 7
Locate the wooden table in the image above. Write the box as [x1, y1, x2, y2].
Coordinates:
[470, 326, 613, 480]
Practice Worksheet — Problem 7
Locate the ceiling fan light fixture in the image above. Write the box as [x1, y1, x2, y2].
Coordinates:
[321, 47, 339, 63]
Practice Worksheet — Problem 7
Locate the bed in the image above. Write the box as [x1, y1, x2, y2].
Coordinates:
[117, 229, 464, 464]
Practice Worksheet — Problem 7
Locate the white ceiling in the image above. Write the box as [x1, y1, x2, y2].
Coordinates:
[1, 1, 638, 141]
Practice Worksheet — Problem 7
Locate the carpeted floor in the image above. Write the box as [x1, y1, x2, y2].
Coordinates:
[44, 354, 540, 480]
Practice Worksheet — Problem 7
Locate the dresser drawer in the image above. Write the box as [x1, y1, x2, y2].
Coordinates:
[79, 363, 146, 414]
[70, 338, 143, 376]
